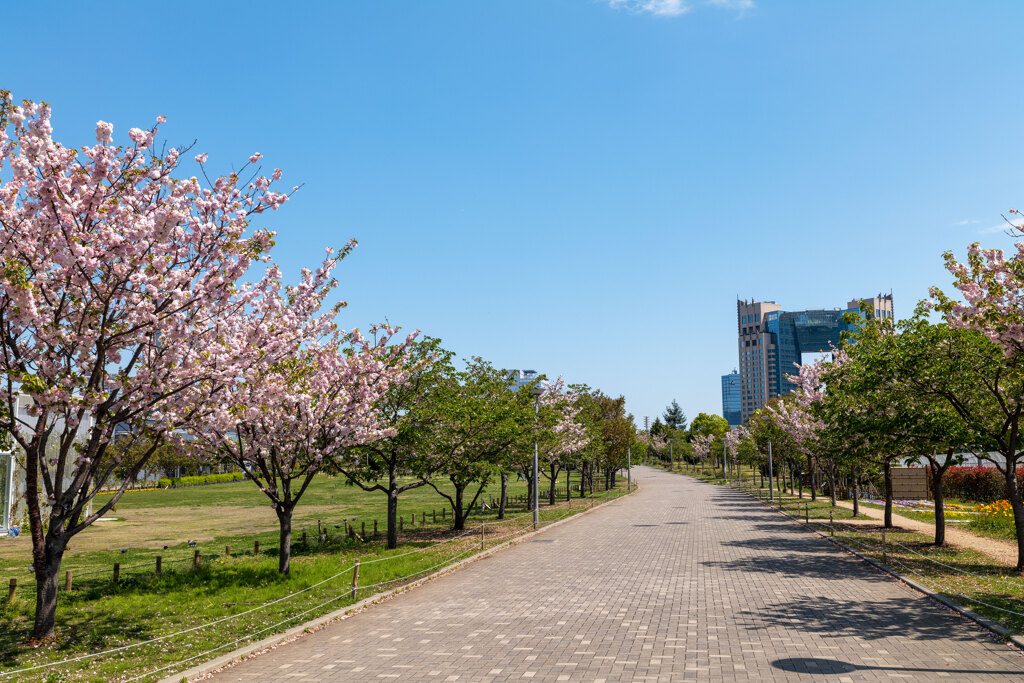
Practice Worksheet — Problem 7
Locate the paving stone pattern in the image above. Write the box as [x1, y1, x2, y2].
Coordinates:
[210, 466, 1024, 681]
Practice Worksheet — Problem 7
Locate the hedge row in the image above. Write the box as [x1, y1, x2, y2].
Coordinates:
[157, 472, 248, 489]
[941, 466, 1023, 503]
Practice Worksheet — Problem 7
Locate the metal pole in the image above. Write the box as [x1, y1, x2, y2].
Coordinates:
[723, 441, 728, 484]
[533, 396, 539, 529]
[627, 447, 631, 491]
[767, 440, 774, 502]
[670, 441, 674, 472]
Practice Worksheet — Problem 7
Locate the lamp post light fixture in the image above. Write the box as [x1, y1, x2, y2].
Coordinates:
[530, 383, 544, 529]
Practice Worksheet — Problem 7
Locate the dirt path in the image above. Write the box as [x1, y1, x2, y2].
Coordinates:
[834, 499, 1019, 566]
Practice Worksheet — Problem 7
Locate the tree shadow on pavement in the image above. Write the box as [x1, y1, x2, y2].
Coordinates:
[701, 545, 890, 581]
[737, 595, 992, 642]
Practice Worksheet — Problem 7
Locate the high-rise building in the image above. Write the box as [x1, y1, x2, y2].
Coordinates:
[721, 370, 741, 426]
[736, 294, 893, 423]
[509, 369, 542, 391]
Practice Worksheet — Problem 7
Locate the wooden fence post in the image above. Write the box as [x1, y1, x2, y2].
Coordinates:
[254, 540, 260, 555]
[421, 512, 425, 524]
[374, 519, 378, 536]
[194, 549, 200, 568]
[225, 545, 231, 557]
[362, 521, 366, 537]
[351, 559, 360, 599]
[480, 521, 485, 549]
[433, 509, 437, 523]
[113, 563, 120, 583]
[400, 516, 403, 532]
[65, 569, 73, 592]
[302, 530, 307, 544]
[7, 578, 15, 602]
[155, 557, 162, 577]
[882, 529, 887, 563]
[829, 510, 834, 536]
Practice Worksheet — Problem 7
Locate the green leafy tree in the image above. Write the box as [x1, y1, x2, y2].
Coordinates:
[688, 413, 729, 441]
[424, 358, 533, 531]
[336, 337, 451, 549]
[663, 399, 687, 431]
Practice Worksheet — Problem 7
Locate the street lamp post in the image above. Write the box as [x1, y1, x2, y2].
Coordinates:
[670, 440, 674, 472]
[723, 440, 728, 485]
[767, 439, 774, 502]
[531, 384, 544, 529]
[627, 446, 631, 491]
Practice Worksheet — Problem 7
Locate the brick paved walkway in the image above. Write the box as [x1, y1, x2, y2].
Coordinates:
[208, 466, 1024, 681]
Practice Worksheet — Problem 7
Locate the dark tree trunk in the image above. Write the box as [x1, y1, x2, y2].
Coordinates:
[387, 488, 399, 549]
[32, 529, 67, 640]
[453, 486, 466, 531]
[498, 472, 508, 520]
[930, 460, 945, 546]
[807, 455, 816, 501]
[1003, 462, 1024, 573]
[276, 506, 294, 575]
[883, 460, 894, 529]
[852, 466, 860, 517]
[566, 469, 572, 501]
[549, 463, 558, 506]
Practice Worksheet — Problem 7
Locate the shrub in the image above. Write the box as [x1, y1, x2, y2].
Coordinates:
[940, 465, 1022, 503]
[157, 472, 248, 489]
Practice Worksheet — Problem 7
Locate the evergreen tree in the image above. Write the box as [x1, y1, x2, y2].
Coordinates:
[663, 399, 687, 431]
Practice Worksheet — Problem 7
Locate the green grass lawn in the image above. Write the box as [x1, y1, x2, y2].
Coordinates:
[0, 471, 629, 682]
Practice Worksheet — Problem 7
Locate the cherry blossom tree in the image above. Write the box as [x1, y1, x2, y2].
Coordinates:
[0, 94, 296, 638]
[188, 252, 417, 573]
[536, 378, 591, 505]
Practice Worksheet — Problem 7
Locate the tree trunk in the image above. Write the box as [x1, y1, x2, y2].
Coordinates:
[32, 529, 67, 640]
[566, 470, 572, 501]
[883, 460, 894, 529]
[798, 464, 803, 498]
[852, 466, 860, 517]
[930, 461, 945, 546]
[807, 455, 816, 501]
[453, 486, 466, 531]
[549, 463, 557, 506]
[1003, 463, 1024, 573]
[276, 506, 294, 575]
[387, 488, 399, 549]
[498, 472, 508, 520]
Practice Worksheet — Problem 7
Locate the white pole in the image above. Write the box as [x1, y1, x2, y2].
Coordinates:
[723, 441, 729, 484]
[627, 447, 631, 491]
[768, 439, 774, 502]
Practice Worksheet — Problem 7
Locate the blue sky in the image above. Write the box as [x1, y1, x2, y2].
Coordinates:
[6, 1, 1024, 427]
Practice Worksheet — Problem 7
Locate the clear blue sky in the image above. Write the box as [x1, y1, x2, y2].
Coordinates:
[5, 1, 1024, 427]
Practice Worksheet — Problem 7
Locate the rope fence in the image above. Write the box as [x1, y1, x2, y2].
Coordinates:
[0, 485, 628, 681]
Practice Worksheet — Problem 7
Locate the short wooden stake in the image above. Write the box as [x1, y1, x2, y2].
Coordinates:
[480, 521, 485, 549]
[805, 503, 809, 523]
[351, 559, 360, 599]
[400, 516, 404, 532]
[7, 578, 15, 602]
[254, 540, 260, 554]
[374, 519, 378, 536]
[113, 563, 120, 583]
[433, 509, 437, 523]
[302, 530, 307, 544]
[421, 512, 425, 524]
[411, 513, 415, 527]
[194, 549, 200, 568]
[65, 569, 73, 591]
[442, 508, 446, 520]
[225, 545, 231, 557]
[881, 529, 887, 563]
[829, 510, 834, 536]
[155, 557, 162, 576]
[361, 521, 366, 537]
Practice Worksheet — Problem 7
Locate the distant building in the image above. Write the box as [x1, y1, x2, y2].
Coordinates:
[736, 294, 893, 423]
[509, 369, 542, 392]
[721, 370, 741, 426]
